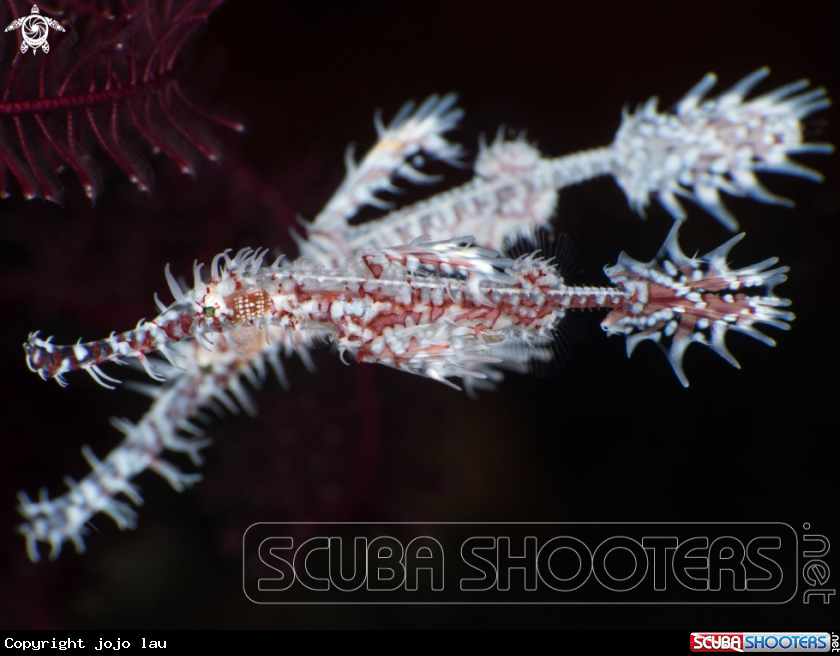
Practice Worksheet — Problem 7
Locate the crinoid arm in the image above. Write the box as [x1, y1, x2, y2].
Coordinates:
[601, 223, 794, 386]
[611, 67, 832, 230]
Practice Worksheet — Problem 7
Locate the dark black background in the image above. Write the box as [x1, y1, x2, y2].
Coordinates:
[0, 0, 837, 629]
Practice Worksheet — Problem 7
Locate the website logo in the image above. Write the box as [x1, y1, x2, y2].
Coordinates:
[4, 5, 65, 55]
[242, 522, 809, 604]
[689, 632, 831, 652]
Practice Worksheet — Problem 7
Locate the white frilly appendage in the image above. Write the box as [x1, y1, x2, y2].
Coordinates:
[601, 223, 794, 386]
[610, 67, 832, 230]
[300, 93, 466, 262]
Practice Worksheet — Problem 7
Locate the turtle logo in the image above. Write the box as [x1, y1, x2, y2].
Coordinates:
[4, 5, 65, 55]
